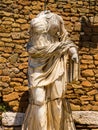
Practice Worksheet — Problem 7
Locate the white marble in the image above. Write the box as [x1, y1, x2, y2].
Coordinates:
[72, 111, 98, 125]
[22, 10, 79, 130]
[2, 111, 98, 126]
[2, 112, 24, 126]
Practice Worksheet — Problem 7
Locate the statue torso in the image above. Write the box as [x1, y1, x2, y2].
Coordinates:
[29, 11, 61, 48]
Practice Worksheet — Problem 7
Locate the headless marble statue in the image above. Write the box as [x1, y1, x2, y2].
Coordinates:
[22, 10, 79, 130]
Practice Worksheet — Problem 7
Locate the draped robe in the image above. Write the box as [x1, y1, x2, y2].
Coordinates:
[22, 11, 79, 130]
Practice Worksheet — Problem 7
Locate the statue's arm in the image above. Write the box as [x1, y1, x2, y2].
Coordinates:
[57, 15, 79, 63]
[57, 15, 68, 42]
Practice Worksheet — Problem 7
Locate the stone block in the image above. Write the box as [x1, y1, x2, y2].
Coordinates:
[2, 76, 10, 82]
[12, 23, 20, 27]
[95, 61, 98, 65]
[18, 0, 31, 6]
[11, 33, 20, 40]
[71, 17, 78, 22]
[20, 58, 28, 62]
[3, 92, 19, 102]
[94, 83, 98, 88]
[18, 62, 28, 70]
[70, 33, 80, 41]
[95, 73, 98, 78]
[0, 47, 5, 52]
[2, 111, 98, 128]
[82, 55, 93, 60]
[29, 14, 36, 19]
[1, 38, 12, 42]
[10, 82, 21, 87]
[87, 90, 98, 96]
[94, 54, 98, 60]
[95, 94, 98, 101]
[87, 77, 95, 81]
[15, 45, 22, 49]
[2, 17, 14, 22]
[81, 80, 92, 87]
[82, 70, 94, 77]
[74, 89, 85, 95]
[10, 68, 19, 74]
[88, 64, 95, 69]
[23, 80, 28, 86]
[0, 41, 4, 47]
[12, 28, 21, 32]
[2, 11, 13, 17]
[77, 1, 83, 5]
[0, 82, 9, 88]
[80, 64, 88, 69]
[0, 57, 6, 63]
[12, 40, 25, 44]
[71, 8, 77, 13]
[16, 19, 27, 24]
[4, 47, 12, 53]
[2, 88, 13, 95]
[74, 22, 81, 31]
[12, 106, 20, 112]
[70, 103, 80, 111]
[5, 43, 14, 48]
[20, 52, 28, 57]
[21, 24, 29, 30]
[80, 96, 94, 101]
[2, 21, 12, 25]
[94, 16, 98, 23]
[0, 70, 2, 75]
[2, 69, 10, 76]
[14, 86, 28, 92]
[81, 104, 92, 111]
[1, 54, 10, 58]
[12, 78, 23, 83]
[81, 60, 93, 64]
[92, 106, 98, 111]
[8, 54, 18, 63]
[9, 101, 19, 107]
[0, 33, 11, 37]
[72, 111, 98, 125]
[2, 112, 24, 126]
[16, 72, 26, 79]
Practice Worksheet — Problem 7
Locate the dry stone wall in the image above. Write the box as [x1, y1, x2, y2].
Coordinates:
[0, 0, 98, 113]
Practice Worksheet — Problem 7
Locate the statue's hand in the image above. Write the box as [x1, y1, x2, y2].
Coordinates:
[69, 47, 79, 63]
[71, 53, 79, 63]
[28, 47, 36, 54]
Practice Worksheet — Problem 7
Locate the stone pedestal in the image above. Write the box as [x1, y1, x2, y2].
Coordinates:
[1, 111, 98, 130]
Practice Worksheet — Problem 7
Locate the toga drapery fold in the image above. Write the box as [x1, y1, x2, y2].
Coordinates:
[28, 39, 79, 87]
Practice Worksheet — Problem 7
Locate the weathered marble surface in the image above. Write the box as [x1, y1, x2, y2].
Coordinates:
[72, 111, 98, 125]
[21, 10, 79, 130]
[2, 111, 98, 126]
[2, 112, 24, 126]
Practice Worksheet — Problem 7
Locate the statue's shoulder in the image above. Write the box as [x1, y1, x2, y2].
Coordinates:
[45, 11, 63, 23]
[36, 11, 63, 23]
[37, 10, 53, 18]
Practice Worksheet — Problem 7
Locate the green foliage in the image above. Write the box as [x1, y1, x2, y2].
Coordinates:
[0, 103, 9, 113]
[0, 104, 7, 112]
[0, 104, 7, 124]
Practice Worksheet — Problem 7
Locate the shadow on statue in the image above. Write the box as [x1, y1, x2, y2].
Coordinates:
[18, 90, 29, 113]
